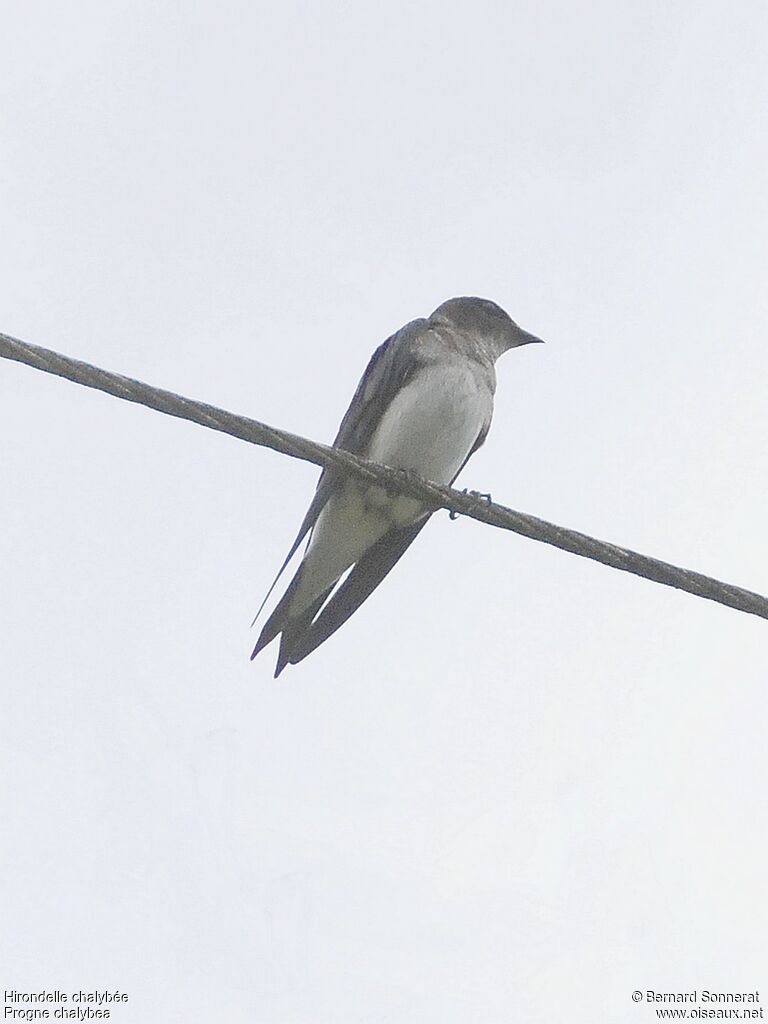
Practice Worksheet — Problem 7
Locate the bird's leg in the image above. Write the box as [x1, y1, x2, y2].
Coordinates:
[449, 489, 492, 520]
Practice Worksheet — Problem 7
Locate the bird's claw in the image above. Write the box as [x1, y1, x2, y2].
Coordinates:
[449, 489, 492, 520]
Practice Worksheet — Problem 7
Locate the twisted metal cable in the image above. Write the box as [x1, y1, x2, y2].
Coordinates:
[2, 329, 766, 622]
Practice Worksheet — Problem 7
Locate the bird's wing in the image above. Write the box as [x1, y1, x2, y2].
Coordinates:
[285, 518, 429, 666]
[284, 420, 492, 667]
[251, 318, 430, 625]
[330, 316, 430, 455]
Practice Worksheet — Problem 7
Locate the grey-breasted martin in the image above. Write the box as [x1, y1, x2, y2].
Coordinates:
[251, 296, 543, 676]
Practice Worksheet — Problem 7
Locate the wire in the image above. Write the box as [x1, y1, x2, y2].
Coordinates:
[2, 329, 766, 622]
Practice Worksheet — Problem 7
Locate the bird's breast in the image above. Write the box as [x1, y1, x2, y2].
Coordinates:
[296, 361, 493, 605]
[366, 360, 492, 484]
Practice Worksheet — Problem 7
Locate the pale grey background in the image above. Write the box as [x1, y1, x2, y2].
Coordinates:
[1, 2, 766, 1022]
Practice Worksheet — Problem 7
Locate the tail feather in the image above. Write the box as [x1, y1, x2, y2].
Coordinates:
[253, 512, 432, 675]
[273, 585, 334, 677]
[251, 562, 336, 676]
[250, 566, 305, 660]
[287, 519, 429, 667]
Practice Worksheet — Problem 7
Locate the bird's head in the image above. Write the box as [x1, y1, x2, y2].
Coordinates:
[430, 296, 544, 359]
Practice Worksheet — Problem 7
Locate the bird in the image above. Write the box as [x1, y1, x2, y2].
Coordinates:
[251, 296, 543, 676]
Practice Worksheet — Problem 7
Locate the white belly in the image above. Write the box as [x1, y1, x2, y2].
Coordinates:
[294, 361, 493, 610]
[367, 361, 490, 482]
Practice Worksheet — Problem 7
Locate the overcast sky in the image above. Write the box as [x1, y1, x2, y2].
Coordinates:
[1, 2, 767, 1021]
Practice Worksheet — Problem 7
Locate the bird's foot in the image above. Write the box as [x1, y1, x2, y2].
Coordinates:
[449, 489, 492, 520]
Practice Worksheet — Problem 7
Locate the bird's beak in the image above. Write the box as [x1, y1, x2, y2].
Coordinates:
[516, 327, 545, 346]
